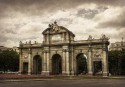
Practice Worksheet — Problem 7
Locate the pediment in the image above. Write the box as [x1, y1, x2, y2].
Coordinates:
[42, 22, 75, 37]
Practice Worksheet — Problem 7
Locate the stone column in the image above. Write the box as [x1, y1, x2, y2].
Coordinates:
[62, 49, 66, 75]
[42, 47, 50, 75]
[66, 49, 70, 75]
[88, 46, 93, 75]
[31, 56, 33, 74]
[71, 46, 74, 75]
[102, 45, 109, 77]
[46, 51, 50, 75]
[42, 51, 46, 74]
[28, 48, 32, 75]
[18, 49, 22, 75]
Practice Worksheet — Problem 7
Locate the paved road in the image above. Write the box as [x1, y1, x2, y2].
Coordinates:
[0, 79, 125, 87]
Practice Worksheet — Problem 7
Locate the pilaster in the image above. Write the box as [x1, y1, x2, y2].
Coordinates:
[18, 48, 22, 75]
[42, 47, 50, 75]
[46, 51, 50, 74]
[88, 45, 93, 76]
[66, 50, 70, 75]
[62, 49, 66, 75]
[71, 46, 74, 75]
[62, 46, 70, 75]
[102, 44, 109, 77]
[42, 51, 46, 74]
[28, 48, 32, 75]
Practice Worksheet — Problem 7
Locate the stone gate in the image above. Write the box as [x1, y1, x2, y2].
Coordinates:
[19, 21, 110, 76]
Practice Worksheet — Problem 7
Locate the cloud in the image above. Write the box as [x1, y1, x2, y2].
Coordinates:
[0, 0, 125, 17]
[97, 9, 125, 28]
[0, 0, 125, 47]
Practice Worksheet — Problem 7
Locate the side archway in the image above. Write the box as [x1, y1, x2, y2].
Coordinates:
[33, 55, 42, 74]
[76, 53, 87, 75]
[52, 54, 62, 75]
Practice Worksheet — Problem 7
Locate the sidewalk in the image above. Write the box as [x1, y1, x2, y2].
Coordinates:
[1, 74, 125, 81]
[0, 74, 53, 80]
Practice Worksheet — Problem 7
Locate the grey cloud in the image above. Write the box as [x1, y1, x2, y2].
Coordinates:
[109, 29, 125, 41]
[98, 19, 125, 28]
[97, 11, 125, 29]
[77, 9, 99, 19]
[0, 0, 125, 18]
[0, 0, 124, 6]
[5, 29, 17, 34]
[0, 0, 125, 47]
[77, 6, 108, 19]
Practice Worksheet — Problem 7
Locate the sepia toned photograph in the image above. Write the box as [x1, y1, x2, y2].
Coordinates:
[0, 0, 125, 87]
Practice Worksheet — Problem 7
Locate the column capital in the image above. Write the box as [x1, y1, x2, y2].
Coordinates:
[88, 47, 92, 52]
[88, 47, 93, 75]
[28, 48, 32, 54]
[62, 49, 72, 52]
[44, 50, 49, 53]
[19, 49, 23, 55]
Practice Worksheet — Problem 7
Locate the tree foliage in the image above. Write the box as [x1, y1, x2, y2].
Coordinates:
[0, 50, 19, 72]
[108, 49, 125, 75]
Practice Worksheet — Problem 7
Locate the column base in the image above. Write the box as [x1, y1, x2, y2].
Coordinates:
[42, 71, 50, 76]
[18, 71, 22, 75]
[28, 72, 31, 75]
[62, 71, 70, 76]
[70, 71, 75, 75]
[87, 72, 93, 76]
[103, 72, 109, 77]
[18, 73, 22, 75]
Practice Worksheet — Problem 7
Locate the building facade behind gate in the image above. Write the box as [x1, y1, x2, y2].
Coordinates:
[19, 22, 110, 76]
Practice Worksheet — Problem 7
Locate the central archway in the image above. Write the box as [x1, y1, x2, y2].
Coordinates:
[76, 53, 87, 75]
[33, 55, 42, 74]
[52, 54, 62, 75]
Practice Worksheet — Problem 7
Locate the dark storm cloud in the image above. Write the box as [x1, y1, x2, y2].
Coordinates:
[0, 0, 125, 7]
[0, 0, 125, 17]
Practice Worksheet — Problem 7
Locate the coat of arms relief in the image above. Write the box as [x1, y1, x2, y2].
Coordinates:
[49, 21, 60, 32]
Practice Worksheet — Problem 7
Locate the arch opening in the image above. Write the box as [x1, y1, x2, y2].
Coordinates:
[76, 53, 87, 75]
[52, 54, 62, 75]
[33, 55, 42, 74]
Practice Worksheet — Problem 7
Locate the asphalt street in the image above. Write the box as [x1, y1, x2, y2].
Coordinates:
[0, 79, 125, 87]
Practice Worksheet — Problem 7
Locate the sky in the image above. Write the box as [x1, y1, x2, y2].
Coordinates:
[0, 0, 125, 47]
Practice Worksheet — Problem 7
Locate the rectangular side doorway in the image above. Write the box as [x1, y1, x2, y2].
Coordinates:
[23, 62, 28, 74]
[93, 61, 102, 75]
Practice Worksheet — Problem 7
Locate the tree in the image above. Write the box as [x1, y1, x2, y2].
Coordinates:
[108, 50, 125, 75]
[0, 50, 19, 73]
